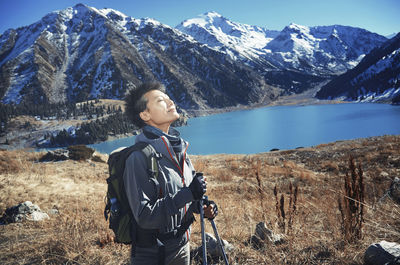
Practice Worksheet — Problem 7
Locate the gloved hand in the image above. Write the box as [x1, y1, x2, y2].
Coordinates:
[189, 172, 207, 200]
[204, 199, 218, 220]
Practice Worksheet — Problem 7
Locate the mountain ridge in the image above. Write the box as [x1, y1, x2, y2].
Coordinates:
[177, 12, 387, 76]
[0, 5, 392, 109]
[316, 33, 400, 103]
[0, 4, 279, 109]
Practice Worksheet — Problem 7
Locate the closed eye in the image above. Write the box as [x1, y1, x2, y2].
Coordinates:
[158, 97, 170, 102]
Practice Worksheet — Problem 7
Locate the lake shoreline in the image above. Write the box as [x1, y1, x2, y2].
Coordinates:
[0, 92, 344, 150]
[1, 92, 396, 151]
[185, 94, 347, 117]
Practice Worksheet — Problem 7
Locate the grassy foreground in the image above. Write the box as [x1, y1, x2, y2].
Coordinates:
[0, 135, 399, 264]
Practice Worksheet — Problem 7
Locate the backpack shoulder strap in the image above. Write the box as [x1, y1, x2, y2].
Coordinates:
[140, 144, 159, 179]
[108, 142, 151, 179]
[138, 143, 163, 198]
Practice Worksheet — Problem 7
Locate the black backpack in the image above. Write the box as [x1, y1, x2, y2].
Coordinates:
[104, 141, 159, 244]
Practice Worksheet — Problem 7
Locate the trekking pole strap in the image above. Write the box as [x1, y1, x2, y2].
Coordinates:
[156, 239, 166, 265]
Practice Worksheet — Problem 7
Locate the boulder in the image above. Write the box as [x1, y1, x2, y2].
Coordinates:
[0, 201, 49, 224]
[364, 241, 400, 265]
[205, 232, 234, 258]
[193, 232, 233, 263]
[251, 222, 285, 247]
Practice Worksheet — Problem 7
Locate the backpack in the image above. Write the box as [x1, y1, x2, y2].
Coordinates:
[104, 141, 159, 244]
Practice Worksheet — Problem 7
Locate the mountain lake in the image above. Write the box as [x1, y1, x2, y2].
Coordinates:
[90, 103, 400, 155]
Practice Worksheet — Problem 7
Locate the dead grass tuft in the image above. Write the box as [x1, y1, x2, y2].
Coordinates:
[0, 150, 40, 174]
[338, 156, 365, 243]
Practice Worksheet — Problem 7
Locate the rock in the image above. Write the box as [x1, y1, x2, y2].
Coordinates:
[39, 149, 69, 162]
[0, 201, 49, 224]
[390, 177, 400, 204]
[205, 232, 234, 258]
[254, 222, 285, 244]
[28, 211, 50, 221]
[192, 232, 233, 263]
[380, 171, 389, 178]
[364, 241, 400, 265]
[47, 208, 59, 215]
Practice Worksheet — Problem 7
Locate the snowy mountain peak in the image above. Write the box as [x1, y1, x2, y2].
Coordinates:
[180, 11, 223, 28]
[178, 14, 388, 75]
[287, 23, 310, 33]
[0, 5, 394, 106]
[1, 5, 280, 107]
[176, 11, 279, 58]
[96, 7, 128, 20]
[61, 3, 93, 18]
[317, 33, 400, 103]
[179, 11, 271, 35]
[200, 11, 224, 22]
[203, 11, 223, 18]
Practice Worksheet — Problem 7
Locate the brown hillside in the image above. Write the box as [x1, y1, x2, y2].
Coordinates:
[0, 135, 399, 264]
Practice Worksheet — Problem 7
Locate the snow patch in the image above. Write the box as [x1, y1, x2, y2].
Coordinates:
[357, 87, 400, 102]
[92, 48, 113, 97]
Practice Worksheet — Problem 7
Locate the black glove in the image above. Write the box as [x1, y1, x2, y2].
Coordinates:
[189, 172, 206, 200]
[204, 199, 218, 220]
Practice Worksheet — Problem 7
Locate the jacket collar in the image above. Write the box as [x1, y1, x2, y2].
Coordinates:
[135, 127, 189, 168]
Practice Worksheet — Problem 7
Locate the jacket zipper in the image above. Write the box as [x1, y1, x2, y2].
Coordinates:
[161, 136, 187, 177]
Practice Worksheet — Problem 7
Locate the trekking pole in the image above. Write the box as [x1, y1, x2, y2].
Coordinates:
[199, 198, 207, 265]
[209, 219, 229, 265]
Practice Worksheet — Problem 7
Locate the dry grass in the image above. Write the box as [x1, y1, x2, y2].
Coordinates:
[1, 135, 400, 264]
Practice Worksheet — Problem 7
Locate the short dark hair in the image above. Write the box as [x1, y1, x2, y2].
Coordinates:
[124, 82, 166, 128]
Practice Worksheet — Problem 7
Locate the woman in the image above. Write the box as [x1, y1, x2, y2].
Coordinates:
[123, 82, 217, 265]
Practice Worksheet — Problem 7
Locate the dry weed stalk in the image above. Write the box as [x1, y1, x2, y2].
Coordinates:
[274, 183, 298, 234]
[288, 183, 298, 231]
[255, 159, 265, 221]
[338, 156, 364, 243]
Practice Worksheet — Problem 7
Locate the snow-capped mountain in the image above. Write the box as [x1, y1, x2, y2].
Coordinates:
[0, 6, 393, 109]
[176, 12, 280, 63]
[0, 4, 278, 108]
[176, 12, 387, 75]
[316, 33, 400, 104]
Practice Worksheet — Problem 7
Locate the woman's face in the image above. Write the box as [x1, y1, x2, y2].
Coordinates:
[140, 90, 179, 131]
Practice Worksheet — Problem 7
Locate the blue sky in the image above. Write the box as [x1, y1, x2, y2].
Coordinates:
[0, 0, 399, 36]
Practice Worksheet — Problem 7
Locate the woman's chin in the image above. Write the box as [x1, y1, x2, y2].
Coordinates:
[172, 112, 180, 120]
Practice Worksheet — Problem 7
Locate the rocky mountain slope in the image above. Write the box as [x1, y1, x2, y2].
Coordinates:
[316, 33, 400, 104]
[0, 5, 389, 110]
[0, 4, 278, 109]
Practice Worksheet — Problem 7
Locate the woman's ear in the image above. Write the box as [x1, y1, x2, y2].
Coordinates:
[139, 110, 150, 122]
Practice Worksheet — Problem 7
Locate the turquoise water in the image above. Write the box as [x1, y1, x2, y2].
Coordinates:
[90, 103, 400, 154]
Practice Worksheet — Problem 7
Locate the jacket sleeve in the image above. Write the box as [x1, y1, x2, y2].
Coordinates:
[123, 151, 194, 229]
